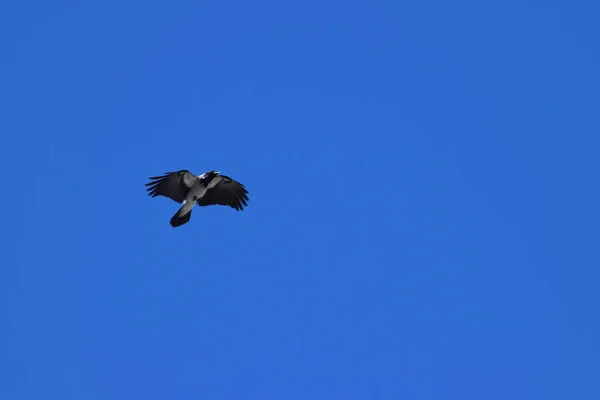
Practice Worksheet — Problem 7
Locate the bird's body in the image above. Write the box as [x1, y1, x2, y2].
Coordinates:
[145, 170, 249, 227]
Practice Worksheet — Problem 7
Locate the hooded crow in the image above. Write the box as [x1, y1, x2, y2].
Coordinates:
[145, 170, 249, 227]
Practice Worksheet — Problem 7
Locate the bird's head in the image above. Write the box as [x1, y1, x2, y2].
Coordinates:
[201, 170, 220, 180]
[198, 170, 221, 181]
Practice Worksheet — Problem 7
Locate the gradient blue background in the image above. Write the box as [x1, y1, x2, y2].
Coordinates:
[2, 1, 599, 399]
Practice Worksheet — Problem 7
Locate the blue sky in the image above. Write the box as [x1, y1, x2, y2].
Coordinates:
[2, 0, 599, 398]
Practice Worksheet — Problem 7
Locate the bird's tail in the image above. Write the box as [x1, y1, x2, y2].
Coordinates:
[170, 206, 192, 228]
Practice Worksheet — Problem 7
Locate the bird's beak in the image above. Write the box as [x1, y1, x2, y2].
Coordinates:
[215, 171, 221, 174]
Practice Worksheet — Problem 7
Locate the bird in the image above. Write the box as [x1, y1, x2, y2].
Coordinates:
[145, 169, 249, 227]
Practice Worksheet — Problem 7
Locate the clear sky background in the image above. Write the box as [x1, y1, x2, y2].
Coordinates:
[2, 0, 599, 399]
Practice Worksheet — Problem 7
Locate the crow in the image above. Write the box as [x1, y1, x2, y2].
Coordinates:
[145, 170, 249, 227]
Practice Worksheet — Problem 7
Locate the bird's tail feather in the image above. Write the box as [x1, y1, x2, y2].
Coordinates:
[170, 207, 192, 228]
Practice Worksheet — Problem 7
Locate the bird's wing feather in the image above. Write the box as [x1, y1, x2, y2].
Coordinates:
[198, 175, 249, 210]
[145, 170, 198, 203]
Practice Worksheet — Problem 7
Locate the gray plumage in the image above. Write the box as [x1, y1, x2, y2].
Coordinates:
[145, 169, 249, 227]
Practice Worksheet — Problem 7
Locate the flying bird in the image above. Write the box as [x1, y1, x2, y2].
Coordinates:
[145, 169, 249, 227]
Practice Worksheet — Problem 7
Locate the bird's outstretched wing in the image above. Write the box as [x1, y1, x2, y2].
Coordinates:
[198, 175, 249, 211]
[145, 170, 198, 203]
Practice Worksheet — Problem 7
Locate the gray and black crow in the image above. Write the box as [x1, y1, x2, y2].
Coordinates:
[145, 170, 249, 227]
